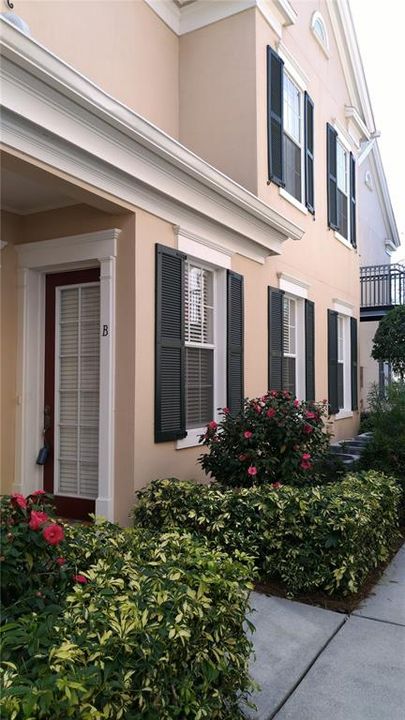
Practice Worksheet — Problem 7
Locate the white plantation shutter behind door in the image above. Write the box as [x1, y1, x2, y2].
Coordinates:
[56, 284, 100, 499]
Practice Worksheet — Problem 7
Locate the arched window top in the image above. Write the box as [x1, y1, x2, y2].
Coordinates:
[311, 11, 329, 56]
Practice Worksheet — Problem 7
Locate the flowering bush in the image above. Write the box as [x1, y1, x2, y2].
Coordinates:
[0, 491, 67, 619]
[198, 392, 331, 487]
[1, 525, 255, 720]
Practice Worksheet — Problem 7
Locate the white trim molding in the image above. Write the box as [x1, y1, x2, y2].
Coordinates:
[14, 229, 120, 521]
[278, 272, 310, 300]
[311, 11, 330, 57]
[279, 187, 308, 216]
[177, 228, 233, 270]
[144, 0, 296, 37]
[333, 299, 354, 317]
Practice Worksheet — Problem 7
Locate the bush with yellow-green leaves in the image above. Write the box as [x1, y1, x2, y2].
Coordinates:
[134, 471, 401, 596]
[1, 520, 255, 720]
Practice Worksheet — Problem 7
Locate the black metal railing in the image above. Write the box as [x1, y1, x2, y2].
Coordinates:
[360, 263, 405, 309]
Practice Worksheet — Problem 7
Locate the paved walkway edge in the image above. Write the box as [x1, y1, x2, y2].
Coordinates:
[264, 615, 348, 720]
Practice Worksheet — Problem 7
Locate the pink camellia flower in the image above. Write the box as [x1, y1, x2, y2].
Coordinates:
[260, 395, 268, 403]
[283, 391, 290, 399]
[244, 430, 253, 439]
[31, 489, 46, 497]
[293, 399, 300, 408]
[272, 482, 283, 490]
[266, 408, 276, 418]
[253, 404, 262, 413]
[300, 452, 312, 470]
[207, 420, 218, 431]
[305, 411, 316, 420]
[56, 557, 66, 566]
[247, 465, 257, 477]
[11, 493, 27, 510]
[270, 390, 278, 397]
[222, 407, 230, 415]
[29, 511, 48, 531]
[43, 524, 64, 546]
[73, 574, 87, 584]
[303, 424, 314, 434]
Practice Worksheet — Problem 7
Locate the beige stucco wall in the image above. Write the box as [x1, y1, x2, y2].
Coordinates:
[1, 212, 20, 493]
[179, 9, 258, 193]
[11, 1, 179, 138]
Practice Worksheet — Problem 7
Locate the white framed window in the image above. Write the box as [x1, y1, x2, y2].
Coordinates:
[336, 139, 349, 241]
[311, 11, 329, 56]
[177, 252, 227, 449]
[336, 312, 351, 415]
[283, 72, 304, 203]
[280, 293, 306, 400]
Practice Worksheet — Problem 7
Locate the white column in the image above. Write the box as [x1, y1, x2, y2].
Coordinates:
[96, 256, 116, 521]
[14, 268, 44, 495]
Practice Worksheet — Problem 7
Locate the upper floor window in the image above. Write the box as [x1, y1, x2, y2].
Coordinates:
[327, 124, 356, 248]
[267, 47, 315, 214]
[311, 11, 329, 56]
[283, 73, 303, 202]
[336, 140, 349, 240]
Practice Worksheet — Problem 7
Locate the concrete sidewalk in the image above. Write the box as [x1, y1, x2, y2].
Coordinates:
[247, 543, 405, 720]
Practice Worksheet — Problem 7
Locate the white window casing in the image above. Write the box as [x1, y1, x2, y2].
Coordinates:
[176, 233, 228, 450]
[311, 11, 330, 57]
[333, 301, 354, 419]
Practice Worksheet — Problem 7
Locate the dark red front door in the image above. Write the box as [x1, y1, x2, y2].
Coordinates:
[44, 269, 100, 520]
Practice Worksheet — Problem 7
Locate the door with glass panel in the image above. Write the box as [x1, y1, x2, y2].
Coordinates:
[44, 269, 100, 519]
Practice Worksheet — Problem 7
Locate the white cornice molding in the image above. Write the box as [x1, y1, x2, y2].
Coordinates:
[15, 229, 120, 269]
[345, 106, 370, 141]
[144, 0, 180, 34]
[144, 0, 296, 36]
[0, 18, 304, 262]
[333, 298, 353, 317]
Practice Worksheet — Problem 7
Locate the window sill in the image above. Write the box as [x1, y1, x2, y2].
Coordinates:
[334, 231, 354, 250]
[279, 187, 308, 215]
[176, 428, 204, 450]
[334, 409, 353, 421]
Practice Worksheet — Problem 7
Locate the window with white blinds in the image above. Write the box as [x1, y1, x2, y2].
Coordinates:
[283, 296, 297, 395]
[55, 284, 100, 499]
[337, 314, 344, 409]
[184, 263, 214, 429]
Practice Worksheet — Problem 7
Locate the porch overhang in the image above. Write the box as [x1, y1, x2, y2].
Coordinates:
[0, 17, 304, 264]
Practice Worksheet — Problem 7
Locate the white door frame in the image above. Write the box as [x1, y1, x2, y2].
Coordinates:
[15, 229, 120, 521]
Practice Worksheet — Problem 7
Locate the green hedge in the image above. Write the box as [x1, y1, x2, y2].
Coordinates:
[1, 525, 255, 720]
[134, 472, 401, 596]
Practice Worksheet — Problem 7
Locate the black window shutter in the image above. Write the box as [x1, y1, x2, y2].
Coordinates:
[327, 309, 338, 415]
[351, 316, 358, 410]
[305, 299, 315, 401]
[267, 46, 284, 186]
[227, 271, 244, 416]
[327, 124, 338, 230]
[350, 153, 357, 248]
[155, 244, 187, 442]
[268, 287, 284, 391]
[304, 93, 315, 214]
